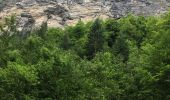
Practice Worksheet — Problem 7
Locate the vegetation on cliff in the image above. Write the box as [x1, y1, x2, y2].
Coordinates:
[0, 12, 170, 99]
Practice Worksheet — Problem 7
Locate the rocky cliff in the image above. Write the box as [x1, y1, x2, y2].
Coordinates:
[0, 0, 170, 31]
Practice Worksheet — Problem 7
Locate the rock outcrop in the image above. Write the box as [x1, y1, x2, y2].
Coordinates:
[110, 0, 169, 18]
[0, 0, 170, 34]
[17, 12, 35, 36]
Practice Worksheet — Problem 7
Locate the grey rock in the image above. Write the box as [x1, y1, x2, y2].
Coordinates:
[109, 0, 169, 18]
[16, 0, 36, 8]
[44, 4, 72, 20]
[17, 12, 35, 37]
[16, 2, 24, 9]
[21, 12, 33, 18]
[1, 0, 170, 29]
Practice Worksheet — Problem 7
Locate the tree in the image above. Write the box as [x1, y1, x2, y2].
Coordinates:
[114, 35, 129, 62]
[71, 20, 86, 39]
[119, 15, 147, 47]
[36, 21, 48, 39]
[0, 62, 38, 99]
[0, 15, 18, 67]
[105, 19, 120, 47]
[86, 18, 104, 59]
[0, 15, 17, 48]
[60, 33, 71, 50]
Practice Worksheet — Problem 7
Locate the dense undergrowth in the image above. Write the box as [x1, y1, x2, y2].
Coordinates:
[0, 12, 170, 100]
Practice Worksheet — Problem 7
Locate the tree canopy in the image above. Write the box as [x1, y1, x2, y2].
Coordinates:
[0, 13, 170, 99]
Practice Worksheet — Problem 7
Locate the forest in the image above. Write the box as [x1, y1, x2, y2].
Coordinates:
[0, 12, 170, 100]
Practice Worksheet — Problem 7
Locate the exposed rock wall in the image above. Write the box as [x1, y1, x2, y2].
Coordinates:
[109, 0, 170, 18]
[0, 0, 170, 35]
[0, 0, 21, 11]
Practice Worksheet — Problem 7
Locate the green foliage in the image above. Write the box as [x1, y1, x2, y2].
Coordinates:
[0, 12, 170, 99]
[60, 32, 71, 50]
[119, 15, 148, 47]
[86, 18, 104, 59]
[0, 62, 38, 99]
[70, 20, 86, 39]
[36, 21, 48, 39]
[105, 19, 120, 48]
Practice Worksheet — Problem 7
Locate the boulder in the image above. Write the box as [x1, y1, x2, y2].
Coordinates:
[17, 12, 35, 37]
[44, 4, 72, 20]
[21, 12, 33, 18]
[16, 0, 36, 8]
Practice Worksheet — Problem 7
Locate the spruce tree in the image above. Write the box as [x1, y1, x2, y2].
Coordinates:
[36, 21, 48, 39]
[86, 18, 104, 59]
[61, 33, 71, 50]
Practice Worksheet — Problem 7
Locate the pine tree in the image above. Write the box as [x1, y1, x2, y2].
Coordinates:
[36, 21, 48, 39]
[61, 33, 71, 50]
[86, 18, 104, 59]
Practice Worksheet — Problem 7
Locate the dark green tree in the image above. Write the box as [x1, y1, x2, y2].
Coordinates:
[36, 21, 48, 39]
[71, 20, 86, 39]
[105, 19, 120, 47]
[114, 35, 129, 62]
[60, 33, 71, 50]
[86, 18, 104, 59]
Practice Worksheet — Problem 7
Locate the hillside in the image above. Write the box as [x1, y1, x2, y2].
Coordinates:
[0, 0, 170, 100]
[0, 0, 169, 30]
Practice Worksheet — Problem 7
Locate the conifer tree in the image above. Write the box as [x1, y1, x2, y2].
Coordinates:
[61, 33, 71, 50]
[86, 18, 104, 59]
[37, 21, 48, 39]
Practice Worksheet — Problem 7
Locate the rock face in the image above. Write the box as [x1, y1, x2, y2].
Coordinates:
[110, 0, 169, 18]
[0, 0, 170, 34]
[44, 5, 71, 19]
[17, 12, 35, 37]
[16, 0, 36, 9]
[0, 0, 21, 11]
